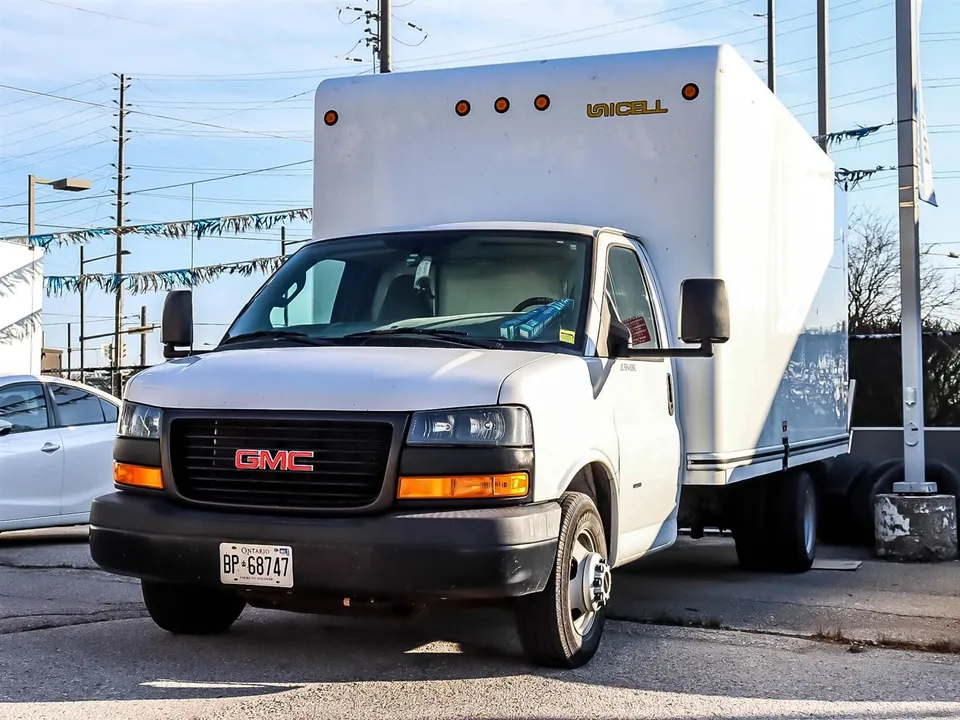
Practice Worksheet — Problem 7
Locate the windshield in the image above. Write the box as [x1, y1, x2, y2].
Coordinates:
[223, 229, 593, 351]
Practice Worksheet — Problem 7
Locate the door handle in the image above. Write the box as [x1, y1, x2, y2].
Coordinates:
[666, 374, 675, 416]
[40, 442, 60, 454]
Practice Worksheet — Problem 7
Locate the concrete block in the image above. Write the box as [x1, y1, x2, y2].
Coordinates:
[874, 494, 958, 562]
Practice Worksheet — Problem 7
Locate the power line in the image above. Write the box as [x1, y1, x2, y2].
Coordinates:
[27, 0, 284, 49]
[134, 0, 757, 81]
[0, 83, 312, 142]
[0, 74, 109, 110]
[0, 159, 313, 209]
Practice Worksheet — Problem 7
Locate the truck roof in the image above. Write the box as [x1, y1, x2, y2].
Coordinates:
[305, 220, 610, 244]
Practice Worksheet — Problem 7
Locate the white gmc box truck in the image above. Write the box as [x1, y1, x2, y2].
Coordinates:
[90, 44, 850, 668]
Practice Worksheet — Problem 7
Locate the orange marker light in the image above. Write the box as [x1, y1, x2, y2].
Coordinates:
[681, 83, 700, 101]
[455, 100, 471, 116]
[114, 462, 163, 490]
[534, 94, 551, 111]
[323, 110, 339, 126]
[494, 96, 510, 114]
[397, 472, 529, 500]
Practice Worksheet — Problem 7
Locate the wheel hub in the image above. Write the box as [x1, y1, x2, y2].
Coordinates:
[579, 552, 612, 613]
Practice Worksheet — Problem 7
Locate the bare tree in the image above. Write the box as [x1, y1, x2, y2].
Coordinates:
[847, 206, 960, 333]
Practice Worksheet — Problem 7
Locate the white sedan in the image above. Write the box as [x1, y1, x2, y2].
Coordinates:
[0, 373, 120, 532]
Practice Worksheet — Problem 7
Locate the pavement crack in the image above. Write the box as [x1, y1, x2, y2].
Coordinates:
[0, 561, 91, 570]
[611, 615, 960, 656]
[0, 611, 147, 635]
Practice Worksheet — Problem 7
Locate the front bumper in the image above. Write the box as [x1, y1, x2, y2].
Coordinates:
[89, 492, 561, 600]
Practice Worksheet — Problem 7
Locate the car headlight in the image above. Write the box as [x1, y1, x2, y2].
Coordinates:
[406, 406, 532, 447]
[118, 401, 162, 440]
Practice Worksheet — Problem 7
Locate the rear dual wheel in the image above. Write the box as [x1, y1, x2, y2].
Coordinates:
[732, 468, 817, 573]
[514, 491, 611, 668]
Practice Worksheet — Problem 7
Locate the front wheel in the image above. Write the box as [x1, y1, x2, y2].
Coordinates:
[142, 580, 246, 635]
[514, 491, 611, 669]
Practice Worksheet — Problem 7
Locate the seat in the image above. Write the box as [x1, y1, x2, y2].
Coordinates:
[377, 275, 432, 325]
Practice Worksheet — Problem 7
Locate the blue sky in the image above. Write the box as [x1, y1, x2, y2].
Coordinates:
[1, 0, 958, 367]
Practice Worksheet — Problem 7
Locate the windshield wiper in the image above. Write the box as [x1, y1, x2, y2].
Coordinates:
[218, 330, 337, 348]
[343, 328, 503, 349]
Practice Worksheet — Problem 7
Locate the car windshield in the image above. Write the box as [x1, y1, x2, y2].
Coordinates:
[222, 229, 593, 351]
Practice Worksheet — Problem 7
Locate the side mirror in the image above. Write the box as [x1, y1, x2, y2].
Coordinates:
[0, 419, 12, 438]
[607, 318, 632, 358]
[679, 278, 730, 345]
[162, 289, 194, 359]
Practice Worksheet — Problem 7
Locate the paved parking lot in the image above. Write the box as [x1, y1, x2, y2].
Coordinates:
[2, 527, 958, 719]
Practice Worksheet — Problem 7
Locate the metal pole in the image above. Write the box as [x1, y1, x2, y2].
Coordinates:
[379, 0, 392, 73]
[817, 0, 829, 152]
[893, 0, 932, 494]
[113, 73, 127, 397]
[190, 182, 195, 269]
[67, 323, 73, 377]
[140, 305, 147, 367]
[281, 226, 289, 326]
[767, 0, 776, 93]
[27, 175, 37, 237]
[79, 246, 86, 383]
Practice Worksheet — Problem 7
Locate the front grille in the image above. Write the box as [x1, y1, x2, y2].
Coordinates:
[169, 417, 393, 510]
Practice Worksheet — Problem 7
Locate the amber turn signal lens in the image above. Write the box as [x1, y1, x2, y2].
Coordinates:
[397, 472, 529, 499]
[455, 100, 471, 116]
[114, 462, 163, 490]
[534, 94, 550, 111]
[681, 83, 700, 101]
[323, 110, 339, 126]
[494, 96, 510, 114]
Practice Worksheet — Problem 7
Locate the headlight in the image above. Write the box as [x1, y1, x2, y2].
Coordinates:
[407, 406, 532, 446]
[118, 401, 162, 440]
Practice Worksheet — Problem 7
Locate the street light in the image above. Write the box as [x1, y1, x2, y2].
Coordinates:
[78, 248, 131, 382]
[27, 174, 92, 236]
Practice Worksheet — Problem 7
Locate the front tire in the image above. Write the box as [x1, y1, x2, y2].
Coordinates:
[514, 491, 610, 669]
[142, 580, 246, 635]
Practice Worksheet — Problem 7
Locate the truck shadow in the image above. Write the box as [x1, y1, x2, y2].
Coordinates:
[1, 604, 959, 712]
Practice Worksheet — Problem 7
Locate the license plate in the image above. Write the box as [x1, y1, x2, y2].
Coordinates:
[219, 543, 293, 588]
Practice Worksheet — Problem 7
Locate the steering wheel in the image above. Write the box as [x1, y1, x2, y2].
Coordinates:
[512, 296, 555, 313]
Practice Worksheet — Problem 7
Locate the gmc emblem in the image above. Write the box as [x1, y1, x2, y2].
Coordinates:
[234, 449, 314, 472]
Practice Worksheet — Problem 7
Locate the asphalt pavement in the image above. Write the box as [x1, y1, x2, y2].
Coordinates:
[1, 527, 958, 720]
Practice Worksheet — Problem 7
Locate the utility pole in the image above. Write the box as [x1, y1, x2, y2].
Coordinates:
[281, 226, 289, 326]
[27, 176, 37, 237]
[894, 0, 930, 493]
[67, 323, 73, 376]
[378, 0, 392, 73]
[112, 73, 130, 397]
[766, 0, 776, 93]
[140, 305, 147, 367]
[79, 246, 86, 382]
[817, 0, 829, 153]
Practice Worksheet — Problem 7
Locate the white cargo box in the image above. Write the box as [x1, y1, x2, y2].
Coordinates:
[313, 44, 849, 485]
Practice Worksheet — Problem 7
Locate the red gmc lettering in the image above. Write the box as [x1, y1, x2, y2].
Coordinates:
[234, 449, 314, 472]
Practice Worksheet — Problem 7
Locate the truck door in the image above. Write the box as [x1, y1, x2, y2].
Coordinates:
[598, 240, 682, 554]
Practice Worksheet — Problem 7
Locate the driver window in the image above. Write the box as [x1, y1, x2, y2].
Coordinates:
[269, 259, 346, 328]
[605, 246, 660, 349]
[0, 383, 50, 434]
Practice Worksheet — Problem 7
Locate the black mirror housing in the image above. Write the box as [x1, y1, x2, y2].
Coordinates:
[679, 278, 730, 345]
[607, 318, 632, 358]
[161, 289, 194, 359]
[0, 419, 12, 438]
